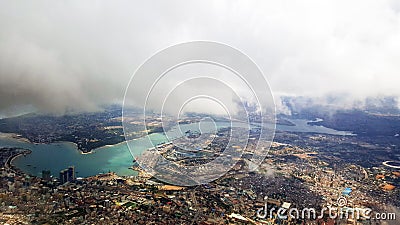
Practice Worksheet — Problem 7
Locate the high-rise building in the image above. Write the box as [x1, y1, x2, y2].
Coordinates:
[42, 170, 51, 181]
[59, 171, 63, 183]
[59, 169, 68, 184]
[67, 166, 75, 182]
[59, 166, 76, 184]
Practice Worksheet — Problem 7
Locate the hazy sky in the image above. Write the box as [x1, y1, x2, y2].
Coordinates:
[1, 0, 400, 115]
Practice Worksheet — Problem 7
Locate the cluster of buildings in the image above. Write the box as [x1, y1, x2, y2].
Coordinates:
[0, 129, 399, 224]
[59, 166, 76, 184]
[265, 137, 399, 224]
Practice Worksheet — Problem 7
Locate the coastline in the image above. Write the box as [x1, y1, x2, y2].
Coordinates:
[0, 132, 31, 143]
[79, 141, 129, 155]
[7, 149, 32, 170]
[0, 135, 138, 178]
[0, 132, 130, 156]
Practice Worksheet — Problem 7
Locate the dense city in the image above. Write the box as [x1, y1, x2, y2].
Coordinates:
[0, 125, 399, 224]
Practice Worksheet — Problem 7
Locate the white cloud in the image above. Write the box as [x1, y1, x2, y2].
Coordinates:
[0, 0, 399, 114]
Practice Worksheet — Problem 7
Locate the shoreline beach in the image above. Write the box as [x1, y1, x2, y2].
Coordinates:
[0, 132, 31, 143]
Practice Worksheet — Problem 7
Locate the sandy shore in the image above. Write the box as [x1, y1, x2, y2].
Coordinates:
[80, 151, 93, 155]
[85, 141, 128, 154]
[78, 141, 128, 155]
[0, 132, 31, 143]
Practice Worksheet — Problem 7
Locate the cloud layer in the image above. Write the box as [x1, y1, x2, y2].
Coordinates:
[1, 0, 400, 115]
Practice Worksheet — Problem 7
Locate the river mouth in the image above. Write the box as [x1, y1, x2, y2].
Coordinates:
[1, 119, 353, 178]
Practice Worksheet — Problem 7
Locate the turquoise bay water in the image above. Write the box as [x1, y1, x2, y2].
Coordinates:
[0, 120, 352, 178]
[2, 132, 173, 178]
